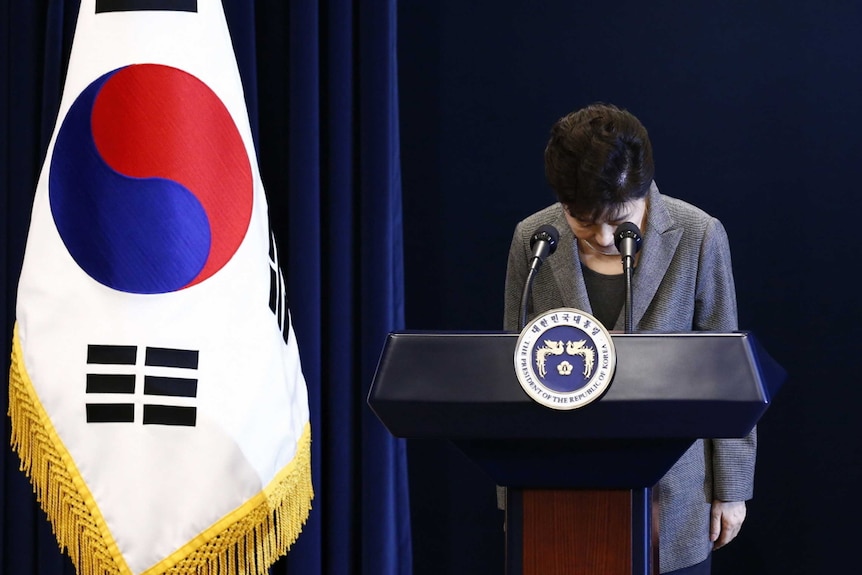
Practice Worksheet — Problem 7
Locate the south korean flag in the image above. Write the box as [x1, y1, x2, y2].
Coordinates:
[9, 1, 312, 574]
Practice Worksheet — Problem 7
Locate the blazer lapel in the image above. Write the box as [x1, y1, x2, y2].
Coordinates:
[629, 183, 681, 329]
[547, 208, 593, 314]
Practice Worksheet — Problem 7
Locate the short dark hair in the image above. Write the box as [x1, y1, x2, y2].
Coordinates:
[544, 103, 655, 222]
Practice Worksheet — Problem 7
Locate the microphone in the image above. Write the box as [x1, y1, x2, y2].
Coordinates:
[613, 222, 642, 333]
[614, 221, 642, 268]
[520, 225, 560, 330]
[528, 225, 560, 272]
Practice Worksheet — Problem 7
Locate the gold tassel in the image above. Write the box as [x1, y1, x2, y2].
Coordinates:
[8, 325, 121, 574]
[149, 425, 313, 575]
[8, 324, 313, 575]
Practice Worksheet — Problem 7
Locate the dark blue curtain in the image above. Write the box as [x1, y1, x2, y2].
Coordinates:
[0, 1, 412, 574]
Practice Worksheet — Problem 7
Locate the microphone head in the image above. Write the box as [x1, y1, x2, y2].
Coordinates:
[530, 224, 560, 255]
[614, 222, 643, 253]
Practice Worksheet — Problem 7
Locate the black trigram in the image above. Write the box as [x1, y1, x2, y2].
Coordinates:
[268, 231, 290, 344]
[96, 0, 197, 13]
[86, 345, 199, 426]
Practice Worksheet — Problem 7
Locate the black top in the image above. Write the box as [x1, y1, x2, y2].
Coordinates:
[581, 264, 625, 329]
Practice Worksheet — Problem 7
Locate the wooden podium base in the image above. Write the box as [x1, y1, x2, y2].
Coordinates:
[506, 488, 656, 575]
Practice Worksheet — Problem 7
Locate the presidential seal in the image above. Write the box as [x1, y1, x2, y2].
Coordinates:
[514, 308, 616, 410]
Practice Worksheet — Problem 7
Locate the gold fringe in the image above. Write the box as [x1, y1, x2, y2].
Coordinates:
[8, 324, 314, 575]
[147, 424, 313, 575]
[8, 325, 121, 574]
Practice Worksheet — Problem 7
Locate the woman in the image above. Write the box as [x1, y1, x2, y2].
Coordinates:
[503, 103, 755, 574]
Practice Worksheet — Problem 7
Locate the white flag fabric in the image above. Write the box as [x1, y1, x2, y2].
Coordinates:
[8, 1, 312, 574]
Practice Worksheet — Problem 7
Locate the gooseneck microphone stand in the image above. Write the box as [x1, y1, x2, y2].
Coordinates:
[614, 222, 643, 334]
[519, 225, 559, 330]
[624, 260, 634, 333]
[519, 265, 538, 331]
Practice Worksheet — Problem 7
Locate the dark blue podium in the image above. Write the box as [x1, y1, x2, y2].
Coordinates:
[368, 331, 786, 575]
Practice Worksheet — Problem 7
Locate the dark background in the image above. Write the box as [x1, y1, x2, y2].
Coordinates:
[2, 1, 860, 574]
[399, 1, 861, 574]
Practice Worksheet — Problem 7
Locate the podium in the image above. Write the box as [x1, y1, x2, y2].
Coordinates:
[367, 331, 786, 575]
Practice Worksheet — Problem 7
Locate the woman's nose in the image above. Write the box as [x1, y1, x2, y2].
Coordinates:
[595, 224, 616, 247]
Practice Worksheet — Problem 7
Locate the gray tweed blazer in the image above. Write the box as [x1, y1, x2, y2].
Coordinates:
[503, 182, 756, 573]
